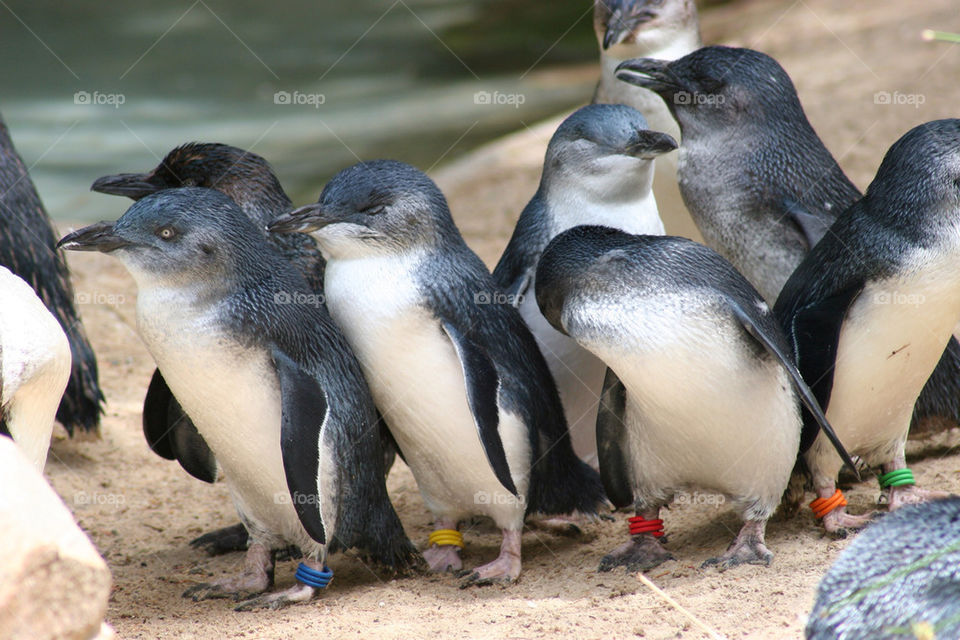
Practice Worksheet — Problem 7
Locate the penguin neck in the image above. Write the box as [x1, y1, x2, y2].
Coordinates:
[540, 162, 663, 240]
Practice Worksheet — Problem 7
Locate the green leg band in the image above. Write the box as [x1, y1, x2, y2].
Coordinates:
[878, 468, 915, 488]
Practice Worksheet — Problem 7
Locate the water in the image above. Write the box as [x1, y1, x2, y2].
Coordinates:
[0, 0, 598, 221]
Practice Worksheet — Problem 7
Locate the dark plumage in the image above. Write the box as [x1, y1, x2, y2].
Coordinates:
[0, 115, 103, 435]
[617, 45, 960, 438]
[807, 497, 960, 639]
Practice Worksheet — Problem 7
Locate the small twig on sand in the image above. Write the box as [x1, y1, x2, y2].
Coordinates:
[922, 29, 960, 43]
[635, 573, 728, 640]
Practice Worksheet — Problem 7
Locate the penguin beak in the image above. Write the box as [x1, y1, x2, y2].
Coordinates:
[57, 221, 131, 253]
[91, 173, 159, 199]
[267, 204, 330, 234]
[625, 130, 678, 159]
[615, 58, 685, 97]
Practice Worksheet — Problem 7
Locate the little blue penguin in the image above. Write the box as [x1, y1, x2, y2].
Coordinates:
[58, 187, 418, 610]
[807, 497, 960, 640]
[593, 0, 701, 238]
[615, 45, 960, 455]
[0, 265, 72, 471]
[92, 143, 346, 556]
[494, 104, 676, 469]
[0, 114, 103, 435]
[535, 225, 856, 572]
[268, 160, 606, 586]
[775, 120, 960, 535]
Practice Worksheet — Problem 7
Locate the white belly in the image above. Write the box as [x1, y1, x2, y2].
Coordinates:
[136, 288, 314, 550]
[581, 298, 799, 516]
[325, 254, 529, 529]
[813, 261, 960, 473]
[0, 266, 71, 471]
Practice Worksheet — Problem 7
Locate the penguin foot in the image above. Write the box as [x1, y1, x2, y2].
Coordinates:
[598, 535, 673, 573]
[458, 529, 521, 587]
[182, 543, 274, 601]
[821, 506, 877, 538]
[702, 520, 772, 570]
[189, 523, 250, 556]
[423, 544, 463, 573]
[234, 584, 316, 611]
[888, 485, 954, 511]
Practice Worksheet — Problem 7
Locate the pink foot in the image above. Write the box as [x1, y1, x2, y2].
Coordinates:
[821, 506, 877, 538]
[459, 529, 521, 587]
[183, 543, 273, 601]
[702, 519, 772, 570]
[888, 485, 954, 510]
[423, 544, 462, 572]
[234, 583, 316, 611]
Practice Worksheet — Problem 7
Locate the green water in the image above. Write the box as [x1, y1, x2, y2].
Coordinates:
[0, 0, 598, 221]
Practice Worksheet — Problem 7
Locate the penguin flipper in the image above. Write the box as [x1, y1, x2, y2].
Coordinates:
[728, 299, 861, 480]
[596, 367, 634, 509]
[782, 198, 834, 249]
[272, 346, 328, 544]
[440, 320, 519, 497]
[142, 369, 218, 483]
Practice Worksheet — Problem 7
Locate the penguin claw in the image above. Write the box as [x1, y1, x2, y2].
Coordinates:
[234, 584, 316, 611]
[598, 536, 673, 573]
[702, 519, 773, 571]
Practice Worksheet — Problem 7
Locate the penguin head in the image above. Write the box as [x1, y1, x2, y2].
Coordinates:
[866, 119, 960, 233]
[535, 225, 636, 335]
[615, 46, 804, 134]
[59, 187, 262, 287]
[91, 142, 290, 225]
[268, 160, 456, 259]
[542, 104, 676, 200]
[594, 0, 699, 56]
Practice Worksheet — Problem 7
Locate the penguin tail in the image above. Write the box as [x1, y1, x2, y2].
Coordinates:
[526, 440, 607, 517]
[329, 499, 424, 574]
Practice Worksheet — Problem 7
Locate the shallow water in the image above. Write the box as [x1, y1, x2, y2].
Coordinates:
[0, 0, 598, 221]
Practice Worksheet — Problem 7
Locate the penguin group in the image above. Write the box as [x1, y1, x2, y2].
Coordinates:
[2, 0, 958, 628]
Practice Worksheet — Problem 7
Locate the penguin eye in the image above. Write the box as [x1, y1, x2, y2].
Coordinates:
[156, 226, 177, 241]
[364, 204, 386, 216]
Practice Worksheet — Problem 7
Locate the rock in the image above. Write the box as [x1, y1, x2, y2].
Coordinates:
[0, 437, 111, 640]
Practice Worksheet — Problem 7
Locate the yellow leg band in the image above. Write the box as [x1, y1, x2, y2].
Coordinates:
[428, 529, 464, 548]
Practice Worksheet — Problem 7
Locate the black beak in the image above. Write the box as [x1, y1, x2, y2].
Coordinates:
[91, 173, 158, 199]
[57, 221, 130, 253]
[625, 130, 678, 158]
[615, 57, 685, 97]
[267, 204, 329, 234]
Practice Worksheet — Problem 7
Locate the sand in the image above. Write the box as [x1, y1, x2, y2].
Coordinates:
[44, 0, 960, 638]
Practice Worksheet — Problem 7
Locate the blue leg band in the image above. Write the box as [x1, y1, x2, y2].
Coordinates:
[295, 563, 333, 588]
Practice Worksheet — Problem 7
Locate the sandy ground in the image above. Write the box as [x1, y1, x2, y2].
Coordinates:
[42, 0, 960, 638]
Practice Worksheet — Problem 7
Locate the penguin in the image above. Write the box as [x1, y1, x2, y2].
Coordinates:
[615, 45, 960, 448]
[91, 143, 346, 556]
[534, 225, 857, 571]
[775, 120, 960, 535]
[592, 0, 701, 238]
[0, 265, 72, 471]
[58, 187, 418, 610]
[0, 114, 103, 435]
[268, 160, 606, 585]
[807, 497, 960, 640]
[493, 104, 677, 469]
